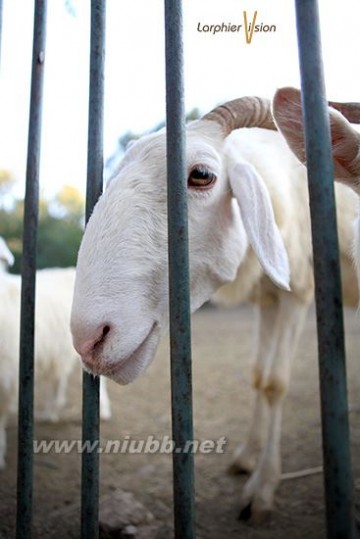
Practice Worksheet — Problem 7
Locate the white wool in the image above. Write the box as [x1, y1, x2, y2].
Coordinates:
[70, 99, 358, 519]
[71, 122, 291, 385]
[213, 128, 358, 309]
[0, 264, 111, 469]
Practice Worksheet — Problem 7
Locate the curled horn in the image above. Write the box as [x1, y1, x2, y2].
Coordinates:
[202, 96, 276, 136]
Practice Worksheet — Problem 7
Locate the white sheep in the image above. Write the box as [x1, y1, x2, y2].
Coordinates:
[0, 241, 112, 469]
[70, 96, 358, 523]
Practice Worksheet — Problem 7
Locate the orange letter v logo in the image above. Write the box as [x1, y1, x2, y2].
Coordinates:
[243, 10, 258, 44]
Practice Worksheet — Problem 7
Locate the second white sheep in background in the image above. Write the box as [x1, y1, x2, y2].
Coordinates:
[70, 96, 358, 523]
[0, 239, 111, 469]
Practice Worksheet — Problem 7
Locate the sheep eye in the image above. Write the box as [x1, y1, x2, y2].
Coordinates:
[188, 167, 217, 189]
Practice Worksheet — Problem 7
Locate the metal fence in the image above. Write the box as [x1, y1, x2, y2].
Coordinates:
[1, 0, 356, 538]
[295, 3, 355, 537]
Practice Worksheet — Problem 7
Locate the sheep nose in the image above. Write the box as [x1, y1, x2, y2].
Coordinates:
[73, 324, 111, 364]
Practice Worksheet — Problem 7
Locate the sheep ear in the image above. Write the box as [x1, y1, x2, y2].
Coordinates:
[228, 160, 291, 291]
[273, 86, 360, 191]
[272, 87, 307, 165]
[328, 109, 360, 187]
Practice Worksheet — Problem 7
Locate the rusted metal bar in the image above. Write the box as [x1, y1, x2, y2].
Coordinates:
[164, 1, 196, 538]
[81, 1, 106, 538]
[294, 1, 356, 537]
[16, 1, 47, 538]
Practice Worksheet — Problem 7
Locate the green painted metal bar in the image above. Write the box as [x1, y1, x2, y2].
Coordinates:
[16, 1, 47, 537]
[164, 1, 196, 538]
[294, 1, 356, 537]
[81, 1, 106, 538]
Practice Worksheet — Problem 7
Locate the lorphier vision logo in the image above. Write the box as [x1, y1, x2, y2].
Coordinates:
[197, 11, 277, 44]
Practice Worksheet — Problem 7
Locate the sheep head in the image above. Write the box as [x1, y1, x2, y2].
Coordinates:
[272, 86, 360, 194]
[71, 96, 290, 385]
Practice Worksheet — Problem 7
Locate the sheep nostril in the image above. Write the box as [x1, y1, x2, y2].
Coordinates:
[103, 325, 110, 339]
[92, 324, 111, 352]
[73, 324, 112, 360]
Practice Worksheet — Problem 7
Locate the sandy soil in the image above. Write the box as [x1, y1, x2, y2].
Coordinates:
[0, 304, 359, 538]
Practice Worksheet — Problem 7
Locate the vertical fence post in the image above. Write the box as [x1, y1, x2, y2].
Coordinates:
[294, 1, 356, 537]
[16, 1, 47, 538]
[164, 1, 196, 538]
[81, 1, 105, 538]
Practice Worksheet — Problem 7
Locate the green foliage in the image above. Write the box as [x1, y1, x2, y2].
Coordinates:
[0, 187, 84, 273]
[36, 213, 83, 269]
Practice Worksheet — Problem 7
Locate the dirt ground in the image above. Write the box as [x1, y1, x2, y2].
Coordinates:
[0, 303, 359, 538]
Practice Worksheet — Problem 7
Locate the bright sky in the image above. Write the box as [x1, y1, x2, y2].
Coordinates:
[0, 0, 359, 199]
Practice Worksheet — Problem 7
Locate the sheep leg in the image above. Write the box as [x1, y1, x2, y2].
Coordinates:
[229, 304, 274, 474]
[53, 374, 68, 419]
[238, 293, 309, 524]
[36, 374, 68, 423]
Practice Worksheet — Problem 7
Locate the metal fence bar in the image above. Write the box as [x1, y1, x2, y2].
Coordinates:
[16, 1, 47, 537]
[164, 1, 196, 538]
[294, 1, 356, 537]
[81, 1, 106, 538]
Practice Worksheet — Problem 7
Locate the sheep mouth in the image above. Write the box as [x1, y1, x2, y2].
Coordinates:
[96, 322, 161, 385]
